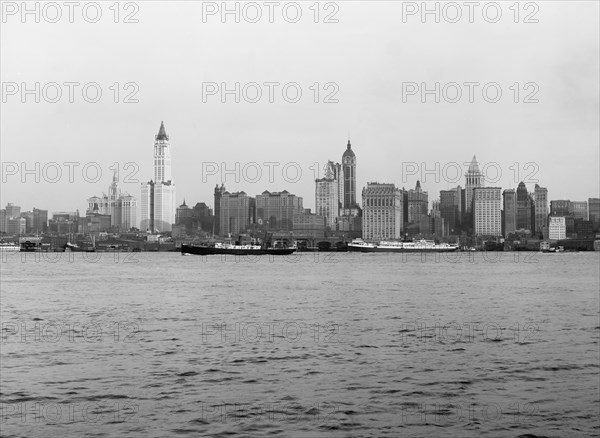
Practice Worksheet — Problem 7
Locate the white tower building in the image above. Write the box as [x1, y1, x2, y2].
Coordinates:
[141, 122, 176, 232]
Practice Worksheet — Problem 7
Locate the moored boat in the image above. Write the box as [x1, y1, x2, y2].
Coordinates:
[0, 242, 20, 252]
[181, 241, 296, 256]
[348, 238, 459, 253]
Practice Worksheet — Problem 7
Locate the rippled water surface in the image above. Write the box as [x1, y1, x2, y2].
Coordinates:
[1, 251, 599, 437]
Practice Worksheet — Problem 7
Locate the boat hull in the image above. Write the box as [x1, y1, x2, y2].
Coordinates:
[181, 244, 296, 256]
[348, 245, 459, 253]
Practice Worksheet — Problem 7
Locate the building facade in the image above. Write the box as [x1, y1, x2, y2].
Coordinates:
[255, 191, 303, 232]
[175, 200, 195, 234]
[2, 203, 22, 234]
[220, 191, 255, 236]
[192, 202, 214, 233]
[407, 180, 428, 223]
[569, 201, 588, 220]
[32, 208, 48, 233]
[214, 184, 226, 235]
[326, 160, 344, 211]
[6, 217, 26, 235]
[548, 216, 566, 240]
[502, 189, 517, 237]
[293, 209, 326, 239]
[533, 184, 548, 237]
[140, 122, 176, 232]
[362, 183, 403, 240]
[473, 187, 502, 236]
[550, 200, 570, 216]
[315, 177, 339, 230]
[440, 190, 459, 233]
[516, 182, 532, 231]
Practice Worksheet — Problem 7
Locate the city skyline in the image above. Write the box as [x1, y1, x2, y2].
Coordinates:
[2, 151, 599, 221]
[2, 130, 598, 219]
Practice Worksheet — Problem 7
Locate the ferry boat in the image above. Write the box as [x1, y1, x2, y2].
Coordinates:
[348, 238, 459, 253]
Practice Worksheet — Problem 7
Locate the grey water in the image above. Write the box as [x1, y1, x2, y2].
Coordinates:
[1, 251, 599, 437]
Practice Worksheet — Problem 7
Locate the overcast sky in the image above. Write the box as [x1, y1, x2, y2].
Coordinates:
[1, 1, 599, 215]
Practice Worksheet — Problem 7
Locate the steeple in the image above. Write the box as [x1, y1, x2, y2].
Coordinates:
[156, 121, 169, 141]
[347, 140, 351, 150]
[468, 155, 480, 173]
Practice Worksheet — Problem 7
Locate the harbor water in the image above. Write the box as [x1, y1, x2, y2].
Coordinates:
[1, 251, 598, 437]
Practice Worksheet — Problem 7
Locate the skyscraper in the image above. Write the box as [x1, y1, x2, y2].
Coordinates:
[5, 203, 21, 220]
[502, 189, 517, 237]
[3, 203, 22, 234]
[140, 122, 176, 232]
[220, 191, 255, 236]
[516, 182, 532, 231]
[407, 180, 428, 223]
[440, 189, 459, 232]
[342, 140, 356, 209]
[362, 183, 403, 240]
[533, 184, 548, 237]
[465, 156, 484, 213]
[473, 187, 502, 236]
[326, 160, 344, 212]
[27, 209, 48, 234]
[214, 184, 225, 236]
[315, 176, 339, 230]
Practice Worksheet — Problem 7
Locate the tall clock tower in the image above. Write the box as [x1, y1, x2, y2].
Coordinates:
[342, 140, 356, 209]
